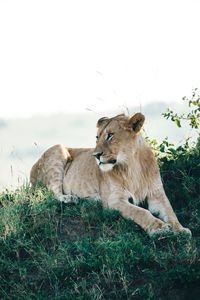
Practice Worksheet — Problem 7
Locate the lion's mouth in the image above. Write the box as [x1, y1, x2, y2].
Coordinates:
[99, 159, 117, 165]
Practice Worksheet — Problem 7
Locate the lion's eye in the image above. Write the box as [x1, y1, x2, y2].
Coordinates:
[106, 133, 114, 141]
[96, 136, 98, 140]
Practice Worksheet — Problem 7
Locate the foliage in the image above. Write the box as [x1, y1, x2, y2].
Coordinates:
[146, 88, 200, 160]
[162, 88, 200, 129]
[0, 90, 200, 299]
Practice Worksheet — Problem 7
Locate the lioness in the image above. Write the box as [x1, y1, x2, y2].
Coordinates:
[30, 113, 191, 236]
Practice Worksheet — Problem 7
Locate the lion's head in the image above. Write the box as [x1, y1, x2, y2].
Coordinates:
[93, 113, 145, 171]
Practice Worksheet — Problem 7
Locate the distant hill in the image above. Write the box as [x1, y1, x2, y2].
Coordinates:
[0, 101, 193, 188]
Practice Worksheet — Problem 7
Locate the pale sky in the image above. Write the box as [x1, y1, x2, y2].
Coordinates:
[0, 0, 200, 118]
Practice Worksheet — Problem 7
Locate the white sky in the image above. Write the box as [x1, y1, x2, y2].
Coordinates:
[0, 0, 200, 118]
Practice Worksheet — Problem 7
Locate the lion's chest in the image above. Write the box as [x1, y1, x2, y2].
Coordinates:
[126, 180, 149, 205]
[99, 165, 149, 207]
[124, 164, 149, 204]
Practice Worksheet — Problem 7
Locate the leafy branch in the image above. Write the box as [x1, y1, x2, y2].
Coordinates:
[146, 89, 200, 161]
[162, 88, 200, 129]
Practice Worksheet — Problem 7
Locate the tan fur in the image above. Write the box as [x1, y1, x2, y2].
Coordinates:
[30, 113, 191, 236]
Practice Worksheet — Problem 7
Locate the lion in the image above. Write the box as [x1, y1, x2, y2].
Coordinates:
[30, 113, 191, 236]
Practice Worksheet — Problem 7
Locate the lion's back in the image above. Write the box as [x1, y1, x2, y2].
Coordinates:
[63, 148, 101, 200]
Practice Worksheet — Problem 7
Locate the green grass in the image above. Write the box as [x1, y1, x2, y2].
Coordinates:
[0, 180, 199, 299]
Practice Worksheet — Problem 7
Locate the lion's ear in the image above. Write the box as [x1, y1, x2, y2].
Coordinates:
[128, 113, 145, 133]
[97, 117, 109, 128]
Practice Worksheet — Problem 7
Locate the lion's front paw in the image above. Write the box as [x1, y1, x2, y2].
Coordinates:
[179, 227, 192, 237]
[148, 219, 172, 237]
[170, 223, 192, 237]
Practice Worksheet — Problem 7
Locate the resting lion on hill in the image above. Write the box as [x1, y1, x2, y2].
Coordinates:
[30, 113, 191, 236]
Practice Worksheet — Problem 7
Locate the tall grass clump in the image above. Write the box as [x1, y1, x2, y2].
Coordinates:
[0, 90, 200, 299]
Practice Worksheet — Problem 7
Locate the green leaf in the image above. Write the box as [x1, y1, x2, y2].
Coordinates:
[175, 119, 181, 127]
[168, 148, 176, 154]
[160, 145, 165, 152]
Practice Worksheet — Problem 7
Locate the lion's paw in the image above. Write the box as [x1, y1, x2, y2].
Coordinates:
[148, 219, 172, 237]
[171, 223, 192, 237]
[179, 227, 192, 237]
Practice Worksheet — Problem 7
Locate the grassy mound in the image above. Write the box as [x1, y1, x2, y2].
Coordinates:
[0, 173, 200, 300]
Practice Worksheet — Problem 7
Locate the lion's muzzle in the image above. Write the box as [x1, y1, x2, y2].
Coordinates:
[93, 152, 117, 171]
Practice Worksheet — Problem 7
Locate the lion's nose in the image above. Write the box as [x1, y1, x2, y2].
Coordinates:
[93, 152, 103, 160]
